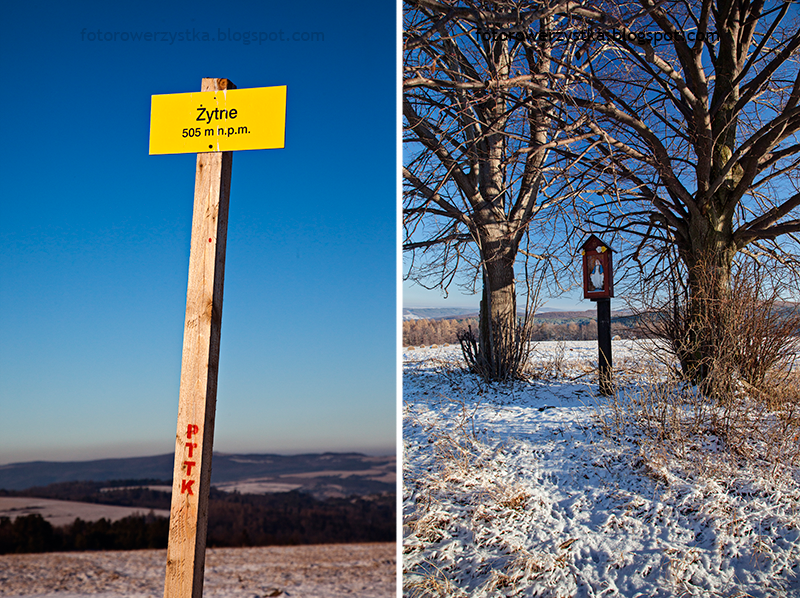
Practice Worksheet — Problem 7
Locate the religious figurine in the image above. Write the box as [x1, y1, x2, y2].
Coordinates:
[590, 258, 604, 291]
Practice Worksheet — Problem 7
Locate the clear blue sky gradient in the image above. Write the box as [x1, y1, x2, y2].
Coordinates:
[0, 1, 396, 464]
[403, 277, 588, 311]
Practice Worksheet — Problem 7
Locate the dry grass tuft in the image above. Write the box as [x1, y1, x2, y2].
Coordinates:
[526, 341, 568, 380]
[405, 560, 459, 598]
[499, 491, 530, 511]
[599, 359, 800, 478]
[607, 261, 800, 477]
[403, 369, 568, 597]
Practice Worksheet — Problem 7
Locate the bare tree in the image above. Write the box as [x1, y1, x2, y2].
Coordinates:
[403, 0, 594, 380]
[547, 0, 800, 382]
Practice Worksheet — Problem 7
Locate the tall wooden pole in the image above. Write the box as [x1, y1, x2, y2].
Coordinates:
[164, 78, 235, 598]
[597, 298, 612, 395]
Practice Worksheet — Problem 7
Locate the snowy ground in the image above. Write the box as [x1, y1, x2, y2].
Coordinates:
[403, 341, 800, 597]
[0, 543, 396, 598]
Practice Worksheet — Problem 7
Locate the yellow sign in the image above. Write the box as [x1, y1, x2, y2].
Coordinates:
[149, 85, 286, 154]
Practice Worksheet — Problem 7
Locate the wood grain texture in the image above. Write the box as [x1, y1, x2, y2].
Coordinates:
[164, 78, 235, 598]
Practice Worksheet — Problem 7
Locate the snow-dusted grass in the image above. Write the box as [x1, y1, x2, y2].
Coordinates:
[0, 543, 396, 597]
[403, 342, 800, 597]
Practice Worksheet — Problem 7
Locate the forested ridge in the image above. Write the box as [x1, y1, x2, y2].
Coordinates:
[0, 480, 394, 554]
[404, 316, 639, 346]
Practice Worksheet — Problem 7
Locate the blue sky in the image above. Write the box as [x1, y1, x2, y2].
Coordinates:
[403, 249, 590, 311]
[0, 0, 396, 464]
[403, 278, 588, 311]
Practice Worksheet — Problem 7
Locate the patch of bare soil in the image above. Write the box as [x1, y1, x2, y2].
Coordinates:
[0, 543, 396, 598]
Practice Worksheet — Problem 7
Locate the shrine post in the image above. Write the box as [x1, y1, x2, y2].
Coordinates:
[581, 235, 615, 396]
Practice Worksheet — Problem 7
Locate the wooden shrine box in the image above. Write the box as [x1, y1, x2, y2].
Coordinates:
[581, 235, 614, 300]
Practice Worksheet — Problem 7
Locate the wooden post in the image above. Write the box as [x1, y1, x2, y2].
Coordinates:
[597, 298, 612, 395]
[164, 78, 235, 598]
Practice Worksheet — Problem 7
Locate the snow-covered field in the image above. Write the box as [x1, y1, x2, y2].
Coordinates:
[0, 497, 170, 527]
[403, 341, 800, 597]
[0, 543, 395, 598]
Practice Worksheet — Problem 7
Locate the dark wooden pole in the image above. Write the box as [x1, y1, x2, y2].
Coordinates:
[597, 298, 612, 395]
[164, 77, 235, 598]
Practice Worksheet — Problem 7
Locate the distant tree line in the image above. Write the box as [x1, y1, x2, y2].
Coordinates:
[404, 318, 479, 346]
[0, 512, 168, 554]
[404, 317, 639, 346]
[204, 489, 394, 547]
[0, 481, 395, 555]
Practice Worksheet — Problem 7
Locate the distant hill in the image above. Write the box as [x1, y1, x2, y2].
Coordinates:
[403, 307, 633, 323]
[0, 455, 175, 492]
[403, 307, 478, 320]
[533, 309, 596, 320]
[402, 306, 599, 320]
[0, 452, 395, 498]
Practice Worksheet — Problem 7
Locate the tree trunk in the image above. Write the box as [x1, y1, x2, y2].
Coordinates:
[473, 231, 522, 381]
[678, 222, 737, 388]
